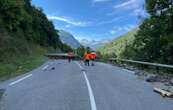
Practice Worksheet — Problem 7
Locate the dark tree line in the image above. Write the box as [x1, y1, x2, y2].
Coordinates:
[0, 0, 63, 48]
[0, 0, 72, 62]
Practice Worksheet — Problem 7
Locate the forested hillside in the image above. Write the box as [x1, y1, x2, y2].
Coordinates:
[0, 0, 69, 78]
[98, 29, 138, 58]
[98, 0, 173, 65]
[121, 0, 173, 64]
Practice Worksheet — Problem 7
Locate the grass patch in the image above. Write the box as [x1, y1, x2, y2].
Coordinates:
[0, 47, 48, 81]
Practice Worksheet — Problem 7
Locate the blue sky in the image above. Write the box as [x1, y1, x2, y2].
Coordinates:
[32, 0, 146, 41]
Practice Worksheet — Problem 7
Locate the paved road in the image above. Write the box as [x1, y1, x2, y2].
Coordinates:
[0, 60, 173, 110]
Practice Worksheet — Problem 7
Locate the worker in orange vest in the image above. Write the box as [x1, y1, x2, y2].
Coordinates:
[84, 51, 91, 66]
[90, 52, 97, 66]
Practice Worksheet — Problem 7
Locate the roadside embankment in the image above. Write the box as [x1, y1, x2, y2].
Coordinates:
[0, 46, 48, 82]
[109, 61, 173, 97]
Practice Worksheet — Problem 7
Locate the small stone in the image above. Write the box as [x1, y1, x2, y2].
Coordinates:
[0, 89, 5, 99]
[51, 67, 55, 70]
[164, 82, 171, 86]
[170, 79, 173, 85]
[146, 76, 158, 82]
[168, 87, 173, 92]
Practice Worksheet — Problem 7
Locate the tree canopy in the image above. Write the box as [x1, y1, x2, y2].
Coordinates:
[98, 0, 173, 64]
[121, 0, 173, 64]
[0, 0, 67, 62]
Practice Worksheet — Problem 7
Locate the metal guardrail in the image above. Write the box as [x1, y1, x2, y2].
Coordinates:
[109, 58, 173, 69]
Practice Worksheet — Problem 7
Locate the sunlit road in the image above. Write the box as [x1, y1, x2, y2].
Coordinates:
[0, 60, 173, 110]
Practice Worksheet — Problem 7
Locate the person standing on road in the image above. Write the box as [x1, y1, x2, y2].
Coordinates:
[84, 51, 91, 66]
[67, 51, 74, 63]
[90, 52, 97, 66]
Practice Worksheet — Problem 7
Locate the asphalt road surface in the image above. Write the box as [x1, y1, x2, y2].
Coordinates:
[0, 60, 173, 110]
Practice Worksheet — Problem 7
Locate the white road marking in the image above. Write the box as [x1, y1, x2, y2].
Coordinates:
[9, 74, 33, 86]
[123, 69, 135, 74]
[76, 62, 97, 110]
[83, 71, 97, 110]
[42, 65, 49, 70]
[75, 61, 84, 70]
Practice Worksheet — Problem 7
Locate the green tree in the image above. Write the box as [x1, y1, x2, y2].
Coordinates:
[76, 46, 86, 57]
[121, 0, 173, 64]
[0, 0, 68, 62]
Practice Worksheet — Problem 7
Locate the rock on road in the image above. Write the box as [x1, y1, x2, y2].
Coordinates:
[0, 60, 173, 110]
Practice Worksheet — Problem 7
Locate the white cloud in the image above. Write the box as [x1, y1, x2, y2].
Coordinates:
[109, 30, 116, 34]
[98, 17, 123, 25]
[114, 0, 139, 9]
[65, 24, 71, 28]
[132, 8, 147, 17]
[109, 24, 137, 35]
[47, 15, 91, 27]
[111, 0, 146, 17]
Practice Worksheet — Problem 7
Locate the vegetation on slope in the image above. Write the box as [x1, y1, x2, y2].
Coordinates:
[121, 0, 173, 64]
[98, 29, 138, 58]
[98, 0, 173, 65]
[0, 46, 47, 80]
[0, 0, 72, 79]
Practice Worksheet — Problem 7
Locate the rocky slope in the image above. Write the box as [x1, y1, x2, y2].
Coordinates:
[58, 30, 81, 49]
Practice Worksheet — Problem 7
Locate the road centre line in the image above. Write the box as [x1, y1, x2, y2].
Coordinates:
[83, 71, 97, 110]
[76, 62, 97, 110]
[75, 62, 84, 70]
[9, 74, 33, 86]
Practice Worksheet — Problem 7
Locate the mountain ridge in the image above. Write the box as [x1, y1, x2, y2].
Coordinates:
[79, 39, 111, 50]
[58, 30, 81, 49]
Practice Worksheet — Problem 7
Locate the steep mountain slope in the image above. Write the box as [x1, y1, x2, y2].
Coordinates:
[58, 30, 81, 49]
[98, 29, 138, 58]
[0, 0, 67, 78]
[80, 39, 110, 50]
[0, 0, 64, 63]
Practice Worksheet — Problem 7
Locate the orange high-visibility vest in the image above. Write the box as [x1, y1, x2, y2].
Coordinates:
[84, 53, 91, 60]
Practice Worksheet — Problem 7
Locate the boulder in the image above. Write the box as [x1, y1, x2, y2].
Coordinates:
[146, 75, 159, 82]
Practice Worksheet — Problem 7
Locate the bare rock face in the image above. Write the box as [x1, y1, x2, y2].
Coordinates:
[58, 30, 81, 49]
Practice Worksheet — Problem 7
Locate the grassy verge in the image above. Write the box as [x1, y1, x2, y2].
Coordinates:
[0, 47, 48, 82]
